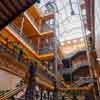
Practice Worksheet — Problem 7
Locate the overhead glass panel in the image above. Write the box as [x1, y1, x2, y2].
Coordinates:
[37, 0, 89, 42]
[55, 0, 88, 42]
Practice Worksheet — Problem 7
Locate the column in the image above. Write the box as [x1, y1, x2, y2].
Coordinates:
[40, 88, 43, 100]
[88, 36, 100, 99]
[53, 83, 58, 100]
[48, 90, 50, 100]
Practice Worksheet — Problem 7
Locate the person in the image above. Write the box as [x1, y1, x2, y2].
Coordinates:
[18, 49, 23, 62]
[62, 96, 65, 100]
[10, 96, 15, 100]
[72, 95, 78, 100]
[29, 62, 37, 75]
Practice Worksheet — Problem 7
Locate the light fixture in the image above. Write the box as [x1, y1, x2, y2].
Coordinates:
[67, 41, 71, 44]
[61, 42, 64, 46]
[73, 39, 77, 43]
[80, 38, 84, 42]
[69, 0, 75, 15]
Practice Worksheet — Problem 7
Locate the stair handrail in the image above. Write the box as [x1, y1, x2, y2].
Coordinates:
[0, 85, 25, 100]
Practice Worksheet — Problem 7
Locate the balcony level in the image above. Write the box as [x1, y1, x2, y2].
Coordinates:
[1, 27, 54, 60]
[27, 5, 55, 24]
[0, 42, 56, 86]
[12, 13, 54, 38]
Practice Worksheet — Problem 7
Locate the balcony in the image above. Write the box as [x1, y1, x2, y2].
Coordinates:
[8, 24, 38, 52]
[64, 49, 87, 59]
[12, 11, 54, 38]
[59, 61, 89, 74]
[72, 61, 89, 71]
[41, 21, 55, 33]
[27, 4, 55, 22]
[0, 43, 29, 77]
[24, 12, 55, 36]
[0, 42, 55, 82]
[71, 77, 93, 87]
[6, 24, 54, 58]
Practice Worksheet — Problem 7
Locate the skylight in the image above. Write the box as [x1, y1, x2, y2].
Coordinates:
[37, 0, 90, 42]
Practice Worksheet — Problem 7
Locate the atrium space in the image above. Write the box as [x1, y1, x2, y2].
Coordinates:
[0, 0, 100, 100]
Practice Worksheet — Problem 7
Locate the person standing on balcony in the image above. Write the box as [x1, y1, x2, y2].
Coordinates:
[18, 49, 23, 62]
[72, 95, 78, 100]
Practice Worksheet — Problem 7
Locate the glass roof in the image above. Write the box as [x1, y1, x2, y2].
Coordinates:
[37, 0, 90, 42]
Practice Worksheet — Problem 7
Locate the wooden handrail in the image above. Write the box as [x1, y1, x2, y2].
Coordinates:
[59, 86, 91, 92]
[36, 76, 54, 90]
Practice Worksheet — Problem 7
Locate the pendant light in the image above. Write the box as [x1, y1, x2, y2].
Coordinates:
[69, 0, 75, 15]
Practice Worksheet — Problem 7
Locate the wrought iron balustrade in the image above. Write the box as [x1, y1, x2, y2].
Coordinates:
[59, 62, 89, 74]
[8, 24, 36, 51]
[0, 44, 29, 67]
[41, 22, 55, 32]
[39, 47, 54, 54]
[71, 77, 93, 88]
[26, 13, 55, 33]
